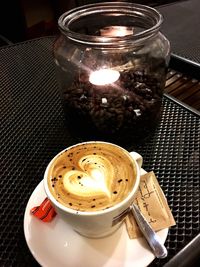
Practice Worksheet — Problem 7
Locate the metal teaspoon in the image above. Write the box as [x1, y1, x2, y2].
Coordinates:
[131, 203, 168, 259]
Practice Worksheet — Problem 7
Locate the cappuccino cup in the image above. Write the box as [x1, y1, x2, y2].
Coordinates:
[44, 141, 142, 238]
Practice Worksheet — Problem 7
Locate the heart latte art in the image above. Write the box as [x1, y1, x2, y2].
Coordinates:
[48, 143, 136, 212]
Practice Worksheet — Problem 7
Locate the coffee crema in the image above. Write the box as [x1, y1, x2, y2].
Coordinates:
[47, 142, 136, 212]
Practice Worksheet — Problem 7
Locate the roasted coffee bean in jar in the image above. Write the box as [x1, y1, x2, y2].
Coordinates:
[54, 2, 170, 144]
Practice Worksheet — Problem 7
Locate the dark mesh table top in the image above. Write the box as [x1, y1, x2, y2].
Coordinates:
[158, 0, 200, 64]
[0, 37, 199, 266]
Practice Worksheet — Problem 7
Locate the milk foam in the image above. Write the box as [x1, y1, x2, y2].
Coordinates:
[63, 168, 111, 198]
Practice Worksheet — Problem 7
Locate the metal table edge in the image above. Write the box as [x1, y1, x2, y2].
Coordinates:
[164, 94, 200, 117]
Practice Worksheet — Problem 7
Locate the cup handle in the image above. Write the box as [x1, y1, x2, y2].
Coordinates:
[129, 152, 143, 169]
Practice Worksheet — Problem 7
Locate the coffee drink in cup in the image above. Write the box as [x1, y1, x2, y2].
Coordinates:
[44, 141, 141, 238]
[47, 142, 136, 212]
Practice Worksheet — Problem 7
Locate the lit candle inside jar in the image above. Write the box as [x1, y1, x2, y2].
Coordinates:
[100, 26, 134, 37]
[89, 69, 120, 86]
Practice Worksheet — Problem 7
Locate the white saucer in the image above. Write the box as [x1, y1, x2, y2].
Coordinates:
[24, 173, 168, 267]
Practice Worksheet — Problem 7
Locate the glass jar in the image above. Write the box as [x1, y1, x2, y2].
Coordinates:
[54, 2, 170, 144]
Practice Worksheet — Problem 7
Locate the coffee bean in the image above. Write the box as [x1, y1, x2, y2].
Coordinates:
[62, 66, 165, 139]
[75, 88, 83, 95]
[80, 94, 87, 102]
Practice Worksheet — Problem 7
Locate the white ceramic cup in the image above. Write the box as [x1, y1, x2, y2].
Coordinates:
[44, 141, 142, 238]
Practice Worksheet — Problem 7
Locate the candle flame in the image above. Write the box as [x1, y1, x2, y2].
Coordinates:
[89, 69, 120, 86]
[100, 26, 134, 37]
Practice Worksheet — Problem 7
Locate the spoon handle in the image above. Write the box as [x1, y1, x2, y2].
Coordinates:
[131, 203, 168, 259]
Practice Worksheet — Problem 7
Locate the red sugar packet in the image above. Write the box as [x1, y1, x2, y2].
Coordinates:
[30, 197, 57, 222]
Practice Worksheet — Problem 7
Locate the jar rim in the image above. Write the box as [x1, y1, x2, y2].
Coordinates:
[58, 2, 163, 46]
